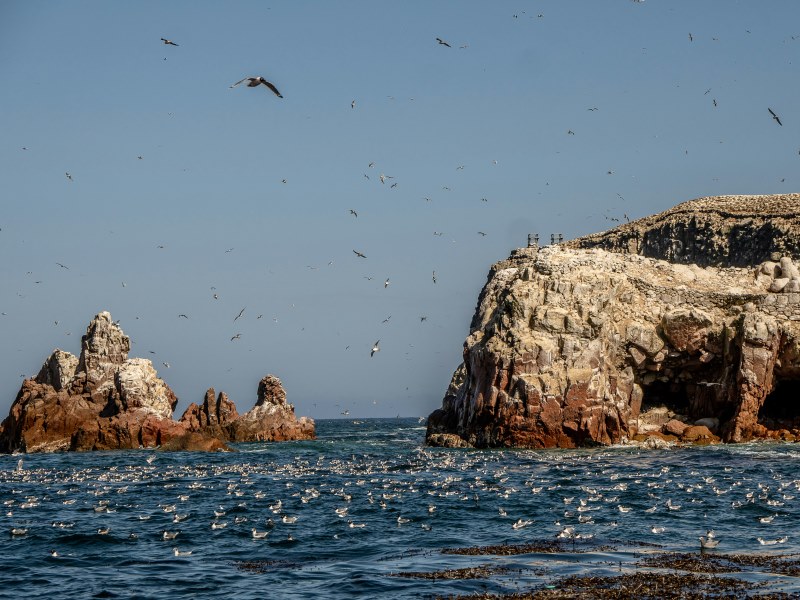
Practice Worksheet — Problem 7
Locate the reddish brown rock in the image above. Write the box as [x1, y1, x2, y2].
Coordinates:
[723, 314, 781, 442]
[228, 375, 315, 442]
[426, 194, 800, 449]
[663, 419, 690, 437]
[179, 388, 239, 436]
[0, 312, 314, 453]
[681, 425, 720, 444]
[158, 432, 231, 452]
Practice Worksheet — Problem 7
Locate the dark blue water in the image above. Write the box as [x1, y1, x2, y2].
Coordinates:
[2, 418, 800, 599]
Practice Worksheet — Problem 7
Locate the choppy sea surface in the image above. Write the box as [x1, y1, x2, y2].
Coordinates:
[3, 418, 800, 599]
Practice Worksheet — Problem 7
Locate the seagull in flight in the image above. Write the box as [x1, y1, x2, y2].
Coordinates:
[384, 278, 390, 288]
[353, 250, 367, 259]
[230, 76, 283, 98]
[768, 108, 783, 126]
[436, 37, 451, 47]
[370, 340, 380, 357]
[231, 333, 242, 341]
[234, 307, 245, 322]
[432, 271, 437, 284]
[349, 209, 358, 218]
[161, 38, 179, 46]
[65, 172, 73, 181]
[56, 262, 69, 270]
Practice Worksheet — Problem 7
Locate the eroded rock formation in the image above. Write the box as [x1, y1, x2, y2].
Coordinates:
[426, 194, 800, 448]
[228, 375, 316, 442]
[0, 312, 315, 452]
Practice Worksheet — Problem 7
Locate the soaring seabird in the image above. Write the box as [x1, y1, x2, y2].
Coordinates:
[161, 38, 179, 46]
[436, 37, 451, 47]
[768, 108, 783, 126]
[371, 340, 380, 357]
[353, 250, 367, 259]
[230, 76, 283, 98]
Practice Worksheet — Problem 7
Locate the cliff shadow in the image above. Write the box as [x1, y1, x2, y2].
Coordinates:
[759, 378, 800, 430]
[639, 380, 690, 415]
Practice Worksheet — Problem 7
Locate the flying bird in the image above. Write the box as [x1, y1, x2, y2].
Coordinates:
[65, 172, 73, 181]
[56, 262, 69, 270]
[768, 108, 783, 126]
[432, 271, 437, 284]
[161, 38, 179, 46]
[353, 250, 367, 259]
[234, 307, 245, 322]
[231, 333, 241, 341]
[230, 76, 283, 98]
[349, 209, 358, 218]
[436, 37, 451, 47]
[370, 340, 380, 357]
[178, 314, 188, 319]
[384, 278, 390, 288]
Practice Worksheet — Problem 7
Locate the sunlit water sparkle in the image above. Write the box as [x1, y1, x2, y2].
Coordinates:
[3, 418, 800, 598]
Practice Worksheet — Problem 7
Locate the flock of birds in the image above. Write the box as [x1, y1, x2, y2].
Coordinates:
[4, 440, 799, 564]
[8, 16, 796, 426]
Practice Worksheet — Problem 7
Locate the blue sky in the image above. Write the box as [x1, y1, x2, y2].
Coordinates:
[1, 1, 798, 420]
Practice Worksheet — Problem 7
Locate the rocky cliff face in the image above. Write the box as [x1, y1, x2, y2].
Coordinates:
[0, 312, 315, 452]
[426, 194, 800, 449]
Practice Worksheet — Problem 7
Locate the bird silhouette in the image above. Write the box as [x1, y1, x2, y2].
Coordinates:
[436, 37, 451, 47]
[161, 38, 179, 46]
[371, 340, 380, 357]
[768, 108, 783, 126]
[230, 76, 283, 98]
[353, 250, 367, 259]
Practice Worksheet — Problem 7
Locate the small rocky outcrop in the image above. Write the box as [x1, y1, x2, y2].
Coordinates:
[228, 376, 315, 442]
[179, 388, 240, 439]
[427, 194, 800, 449]
[0, 312, 315, 453]
[178, 376, 314, 443]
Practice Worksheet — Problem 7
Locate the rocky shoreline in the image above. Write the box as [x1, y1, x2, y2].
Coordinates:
[427, 194, 800, 449]
[0, 311, 314, 453]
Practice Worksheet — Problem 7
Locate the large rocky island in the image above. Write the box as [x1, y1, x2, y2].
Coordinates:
[426, 194, 800, 449]
[0, 311, 315, 452]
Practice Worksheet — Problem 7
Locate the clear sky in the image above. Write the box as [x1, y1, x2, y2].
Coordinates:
[1, 1, 798, 420]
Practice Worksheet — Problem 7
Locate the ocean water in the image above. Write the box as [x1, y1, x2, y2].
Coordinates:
[2, 418, 800, 599]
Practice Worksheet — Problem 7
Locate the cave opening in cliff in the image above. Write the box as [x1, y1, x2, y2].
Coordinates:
[639, 380, 690, 414]
[759, 378, 800, 427]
